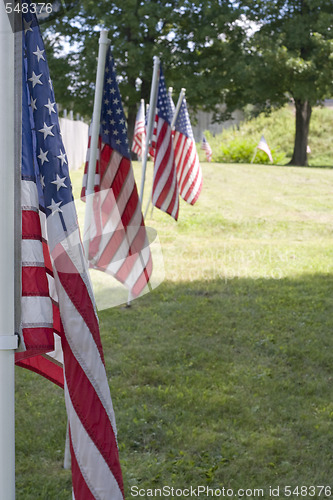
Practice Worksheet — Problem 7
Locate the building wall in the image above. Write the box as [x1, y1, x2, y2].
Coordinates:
[191, 108, 244, 143]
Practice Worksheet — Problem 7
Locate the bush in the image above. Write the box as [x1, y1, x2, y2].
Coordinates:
[216, 135, 287, 164]
[197, 104, 333, 166]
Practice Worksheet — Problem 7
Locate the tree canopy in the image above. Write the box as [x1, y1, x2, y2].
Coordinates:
[44, 0, 333, 165]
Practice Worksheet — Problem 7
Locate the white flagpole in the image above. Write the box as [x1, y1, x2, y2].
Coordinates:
[251, 147, 258, 164]
[83, 30, 110, 258]
[0, 4, 18, 499]
[144, 88, 186, 219]
[139, 55, 160, 204]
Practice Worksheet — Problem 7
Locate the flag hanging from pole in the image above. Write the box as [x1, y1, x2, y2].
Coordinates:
[81, 48, 152, 297]
[257, 135, 273, 163]
[131, 99, 146, 158]
[151, 65, 179, 220]
[201, 135, 212, 162]
[173, 97, 202, 205]
[167, 87, 176, 115]
[16, 11, 124, 499]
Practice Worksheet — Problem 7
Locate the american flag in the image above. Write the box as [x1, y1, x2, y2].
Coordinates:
[131, 99, 146, 158]
[16, 12, 124, 499]
[151, 66, 179, 220]
[257, 135, 273, 163]
[201, 135, 212, 162]
[167, 87, 176, 115]
[173, 97, 203, 205]
[81, 48, 152, 298]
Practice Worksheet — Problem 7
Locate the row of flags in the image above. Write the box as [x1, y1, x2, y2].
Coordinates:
[15, 8, 213, 498]
[13, 9, 312, 498]
[81, 49, 152, 299]
[131, 65, 203, 220]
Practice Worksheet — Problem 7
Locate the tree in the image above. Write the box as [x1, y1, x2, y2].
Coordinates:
[218, 0, 333, 166]
[42, 0, 240, 145]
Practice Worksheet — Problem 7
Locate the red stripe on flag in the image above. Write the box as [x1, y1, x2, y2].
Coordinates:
[15, 355, 64, 388]
[70, 433, 96, 500]
[22, 266, 50, 296]
[22, 210, 43, 240]
[131, 253, 153, 297]
[62, 335, 125, 497]
[57, 267, 104, 363]
[16, 327, 54, 353]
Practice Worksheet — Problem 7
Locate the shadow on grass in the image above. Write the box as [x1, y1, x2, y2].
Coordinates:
[15, 274, 333, 498]
[102, 274, 333, 495]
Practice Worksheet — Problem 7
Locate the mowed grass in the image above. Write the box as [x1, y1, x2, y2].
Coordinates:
[16, 162, 333, 499]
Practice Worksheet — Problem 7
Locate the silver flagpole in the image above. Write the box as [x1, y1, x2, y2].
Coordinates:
[83, 30, 110, 258]
[139, 55, 160, 204]
[0, 4, 18, 499]
[144, 88, 186, 219]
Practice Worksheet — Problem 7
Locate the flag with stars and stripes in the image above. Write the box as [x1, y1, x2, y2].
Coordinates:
[151, 65, 179, 220]
[201, 135, 212, 162]
[257, 135, 273, 163]
[131, 99, 146, 158]
[81, 48, 152, 298]
[167, 87, 176, 115]
[173, 97, 203, 205]
[16, 11, 124, 499]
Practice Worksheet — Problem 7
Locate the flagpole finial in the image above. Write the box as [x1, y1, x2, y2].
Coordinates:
[99, 29, 110, 45]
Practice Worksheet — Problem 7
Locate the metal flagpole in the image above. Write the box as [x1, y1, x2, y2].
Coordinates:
[0, 4, 18, 499]
[83, 29, 110, 258]
[144, 88, 186, 220]
[71, 29, 110, 464]
[251, 147, 258, 164]
[139, 55, 160, 204]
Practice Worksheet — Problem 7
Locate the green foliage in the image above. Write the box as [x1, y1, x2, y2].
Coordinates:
[199, 105, 333, 166]
[223, 0, 333, 111]
[41, 0, 239, 120]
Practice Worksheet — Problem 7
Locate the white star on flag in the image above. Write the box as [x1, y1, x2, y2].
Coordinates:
[47, 198, 63, 215]
[38, 148, 49, 165]
[31, 97, 37, 111]
[23, 18, 33, 34]
[29, 71, 43, 88]
[39, 122, 55, 139]
[44, 98, 56, 115]
[33, 45, 45, 62]
[57, 149, 67, 166]
[51, 174, 67, 191]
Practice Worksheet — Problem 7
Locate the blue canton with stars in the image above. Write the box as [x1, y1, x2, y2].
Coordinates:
[156, 66, 174, 126]
[174, 98, 194, 140]
[22, 12, 73, 221]
[100, 48, 130, 159]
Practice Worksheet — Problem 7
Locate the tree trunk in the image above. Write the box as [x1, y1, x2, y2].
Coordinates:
[288, 99, 312, 166]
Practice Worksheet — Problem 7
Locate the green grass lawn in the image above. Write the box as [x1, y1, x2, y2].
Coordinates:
[16, 161, 333, 499]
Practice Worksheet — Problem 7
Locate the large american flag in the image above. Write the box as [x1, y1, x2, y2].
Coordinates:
[173, 97, 202, 205]
[16, 12, 124, 499]
[81, 48, 152, 297]
[151, 66, 179, 220]
[131, 99, 146, 158]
